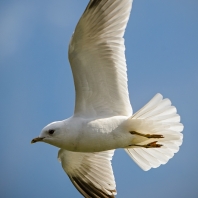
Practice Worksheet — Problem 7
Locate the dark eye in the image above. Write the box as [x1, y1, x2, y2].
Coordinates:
[48, 129, 55, 135]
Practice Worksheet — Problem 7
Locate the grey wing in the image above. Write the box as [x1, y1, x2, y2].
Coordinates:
[58, 149, 116, 198]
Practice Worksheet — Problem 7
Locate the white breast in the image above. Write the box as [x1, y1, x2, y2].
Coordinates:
[62, 116, 131, 152]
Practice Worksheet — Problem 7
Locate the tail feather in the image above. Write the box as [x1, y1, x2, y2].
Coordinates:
[125, 93, 183, 171]
[132, 94, 163, 119]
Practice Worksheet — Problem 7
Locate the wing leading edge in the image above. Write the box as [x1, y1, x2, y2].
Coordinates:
[69, 0, 133, 118]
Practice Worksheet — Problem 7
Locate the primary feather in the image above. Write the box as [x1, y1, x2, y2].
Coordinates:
[58, 149, 116, 198]
[69, 0, 133, 118]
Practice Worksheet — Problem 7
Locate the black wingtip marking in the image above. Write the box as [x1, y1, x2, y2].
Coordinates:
[89, 0, 102, 9]
[69, 176, 116, 198]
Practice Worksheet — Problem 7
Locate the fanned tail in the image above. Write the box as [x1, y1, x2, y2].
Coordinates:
[125, 93, 183, 171]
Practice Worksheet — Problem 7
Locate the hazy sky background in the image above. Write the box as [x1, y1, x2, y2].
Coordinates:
[1, 0, 198, 197]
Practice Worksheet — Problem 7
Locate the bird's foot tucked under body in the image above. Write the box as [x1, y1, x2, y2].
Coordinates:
[129, 141, 163, 148]
[130, 131, 164, 138]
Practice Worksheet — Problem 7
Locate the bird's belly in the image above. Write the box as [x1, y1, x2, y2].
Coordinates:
[73, 132, 122, 152]
[65, 116, 132, 152]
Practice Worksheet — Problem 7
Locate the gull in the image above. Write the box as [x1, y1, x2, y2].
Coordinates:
[31, 0, 184, 197]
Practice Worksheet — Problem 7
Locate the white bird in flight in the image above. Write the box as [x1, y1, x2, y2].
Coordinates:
[31, 0, 183, 197]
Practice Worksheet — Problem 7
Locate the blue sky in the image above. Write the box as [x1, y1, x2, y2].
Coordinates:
[0, 0, 198, 197]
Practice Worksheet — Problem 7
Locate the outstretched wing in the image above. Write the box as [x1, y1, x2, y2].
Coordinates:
[69, 0, 133, 118]
[58, 149, 116, 197]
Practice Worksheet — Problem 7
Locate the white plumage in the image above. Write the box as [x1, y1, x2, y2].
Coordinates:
[58, 149, 116, 197]
[126, 94, 183, 171]
[32, 0, 184, 197]
[69, 0, 132, 117]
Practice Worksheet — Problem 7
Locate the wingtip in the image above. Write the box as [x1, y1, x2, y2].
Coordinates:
[89, 0, 101, 9]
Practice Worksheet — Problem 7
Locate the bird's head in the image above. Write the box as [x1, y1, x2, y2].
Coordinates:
[31, 121, 66, 148]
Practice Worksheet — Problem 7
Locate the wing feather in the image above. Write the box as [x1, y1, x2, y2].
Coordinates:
[58, 149, 116, 198]
[69, 0, 133, 118]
